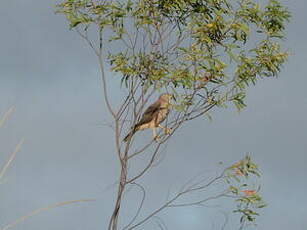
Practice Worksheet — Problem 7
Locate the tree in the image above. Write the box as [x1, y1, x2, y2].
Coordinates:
[56, 0, 290, 229]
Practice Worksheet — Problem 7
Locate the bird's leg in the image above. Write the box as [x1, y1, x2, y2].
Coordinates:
[158, 124, 171, 135]
[152, 127, 160, 141]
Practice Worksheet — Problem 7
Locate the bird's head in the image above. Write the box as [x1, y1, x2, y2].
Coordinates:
[159, 93, 175, 103]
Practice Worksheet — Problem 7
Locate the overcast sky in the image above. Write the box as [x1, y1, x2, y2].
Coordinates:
[0, 0, 306, 230]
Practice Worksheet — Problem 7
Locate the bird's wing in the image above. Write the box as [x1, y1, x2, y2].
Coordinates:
[136, 101, 161, 127]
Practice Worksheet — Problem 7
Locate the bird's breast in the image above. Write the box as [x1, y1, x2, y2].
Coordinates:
[155, 108, 169, 125]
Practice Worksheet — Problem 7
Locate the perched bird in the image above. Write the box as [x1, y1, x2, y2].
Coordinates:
[123, 93, 173, 142]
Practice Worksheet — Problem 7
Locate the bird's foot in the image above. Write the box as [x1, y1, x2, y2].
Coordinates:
[164, 127, 172, 135]
[154, 135, 161, 142]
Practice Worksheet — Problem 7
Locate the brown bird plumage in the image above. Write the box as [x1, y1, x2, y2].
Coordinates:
[123, 94, 172, 142]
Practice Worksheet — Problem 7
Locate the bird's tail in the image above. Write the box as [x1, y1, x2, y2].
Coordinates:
[123, 127, 137, 142]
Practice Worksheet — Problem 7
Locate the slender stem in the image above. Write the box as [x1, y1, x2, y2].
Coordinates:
[0, 139, 24, 181]
[0, 107, 15, 129]
[97, 56, 116, 119]
[122, 183, 146, 230]
[1, 199, 95, 230]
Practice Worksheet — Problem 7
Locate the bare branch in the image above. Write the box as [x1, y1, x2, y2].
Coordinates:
[75, 27, 99, 56]
[122, 183, 146, 230]
[168, 192, 228, 208]
[127, 169, 228, 230]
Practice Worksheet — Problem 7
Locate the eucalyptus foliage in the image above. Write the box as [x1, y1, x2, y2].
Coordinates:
[56, 0, 290, 112]
[227, 155, 267, 227]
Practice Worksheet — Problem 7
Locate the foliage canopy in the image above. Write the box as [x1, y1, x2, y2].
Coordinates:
[56, 0, 290, 112]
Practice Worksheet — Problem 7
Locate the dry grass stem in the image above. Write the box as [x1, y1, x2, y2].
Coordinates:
[0, 107, 15, 129]
[0, 138, 24, 182]
[1, 199, 95, 230]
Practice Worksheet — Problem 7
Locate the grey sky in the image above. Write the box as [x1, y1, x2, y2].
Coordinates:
[0, 0, 306, 230]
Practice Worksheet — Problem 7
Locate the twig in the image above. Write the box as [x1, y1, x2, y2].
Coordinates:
[122, 183, 146, 230]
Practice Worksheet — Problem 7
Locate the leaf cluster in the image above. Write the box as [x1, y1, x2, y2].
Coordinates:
[226, 155, 267, 227]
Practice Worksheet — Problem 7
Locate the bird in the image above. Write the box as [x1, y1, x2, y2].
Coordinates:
[123, 93, 173, 142]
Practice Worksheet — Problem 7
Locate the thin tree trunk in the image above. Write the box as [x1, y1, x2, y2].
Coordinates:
[108, 159, 128, 230]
